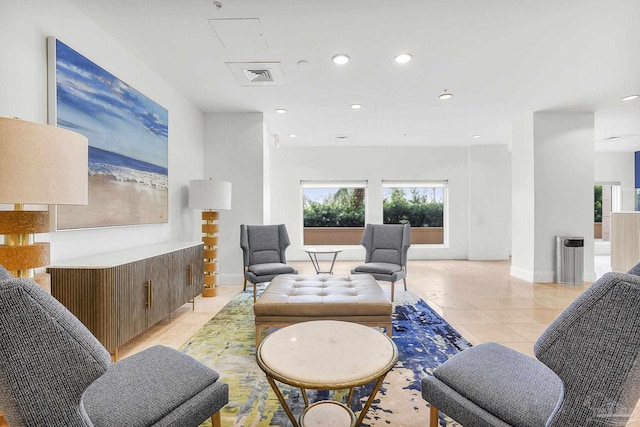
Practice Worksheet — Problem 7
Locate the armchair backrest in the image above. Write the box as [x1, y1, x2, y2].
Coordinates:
[627, 261, 640, 276]
[0, 274, 111, 426]
[240, 224, 291, 267]
[0, 264, 12, 281]
[361, 223, 411, 266]
[534, 272, 640, 426]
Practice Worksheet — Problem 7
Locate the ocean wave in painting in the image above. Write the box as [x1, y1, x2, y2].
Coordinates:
[89, 146, 168, 190]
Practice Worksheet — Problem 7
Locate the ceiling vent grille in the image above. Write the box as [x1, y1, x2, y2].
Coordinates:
[226, 62, 284, 86]
[244, 69, 273, 83]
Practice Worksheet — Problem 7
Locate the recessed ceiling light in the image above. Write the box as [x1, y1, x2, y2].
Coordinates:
[472, 135, 481, 139]
[394, 53, 413, 64]
[439, 90, 453, 100]
[332, 54, 350, 65]
[350, 104, 362, 109]
[275, 108, 287, 114]
[289, 134, 297, 138]
[621, 94, 639, 101]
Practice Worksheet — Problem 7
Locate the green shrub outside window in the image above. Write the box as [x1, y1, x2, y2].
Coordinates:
[383, 187, 444, 227]
[303, 187, 365, 227]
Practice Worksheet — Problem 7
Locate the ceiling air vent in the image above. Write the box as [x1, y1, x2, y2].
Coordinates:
[244, 69, 273, 83]
[226, 62, 284, 86]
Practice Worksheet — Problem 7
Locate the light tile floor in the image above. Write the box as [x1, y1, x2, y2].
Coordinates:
[121, 256, 637, 426]
[3, 256, 637, 426]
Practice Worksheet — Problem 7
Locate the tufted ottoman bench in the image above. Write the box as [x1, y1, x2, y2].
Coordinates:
[253, 274, 392, 346]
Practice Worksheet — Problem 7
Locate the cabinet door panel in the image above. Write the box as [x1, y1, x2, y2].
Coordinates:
[145, 254, 171, 327]
[116, 261, 147, 347]
[170, 249, 188, 309]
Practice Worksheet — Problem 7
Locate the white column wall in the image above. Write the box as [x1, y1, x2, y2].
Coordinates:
[204, 113, 264, 284]
[512, 112, 595, 283]
[511, 115, 537, 278]
[468, 145, 512, 260]
[1, 0, 205, 263]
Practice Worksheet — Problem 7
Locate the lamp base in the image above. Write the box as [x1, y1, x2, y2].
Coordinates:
[202, 286, 218, 298]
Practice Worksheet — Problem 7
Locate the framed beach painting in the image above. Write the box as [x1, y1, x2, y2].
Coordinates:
[47, 37, 168, 230]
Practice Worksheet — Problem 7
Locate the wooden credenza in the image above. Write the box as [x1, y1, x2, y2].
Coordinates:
[47, 241, 204, 357]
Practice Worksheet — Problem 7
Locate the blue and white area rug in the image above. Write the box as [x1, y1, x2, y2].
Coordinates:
[181, 289, 471, 426]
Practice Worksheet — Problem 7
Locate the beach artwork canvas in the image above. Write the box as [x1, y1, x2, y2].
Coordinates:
[49, 38, 168, 230]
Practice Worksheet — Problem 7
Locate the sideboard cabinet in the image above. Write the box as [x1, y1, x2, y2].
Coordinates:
[47, 242, 204, 357]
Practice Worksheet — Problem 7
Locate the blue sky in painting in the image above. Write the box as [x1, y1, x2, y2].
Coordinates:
[55, 39, 168, 169]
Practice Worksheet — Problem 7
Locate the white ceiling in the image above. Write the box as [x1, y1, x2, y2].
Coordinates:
[68, 0, 640, 150]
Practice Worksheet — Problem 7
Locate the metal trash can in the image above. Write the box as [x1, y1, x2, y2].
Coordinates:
[555, 236, 584, 285]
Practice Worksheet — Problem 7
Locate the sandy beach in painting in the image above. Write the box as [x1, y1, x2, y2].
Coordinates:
[57, 174, 168, 230]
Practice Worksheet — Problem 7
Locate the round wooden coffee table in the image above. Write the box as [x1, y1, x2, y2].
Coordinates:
[256, 320, 398, 427]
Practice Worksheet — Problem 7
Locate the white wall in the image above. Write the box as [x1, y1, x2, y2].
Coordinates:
[204, 113, 264, 284]
[1, 0, 205, 264]
[512, 112, 596, 283]
[511, 115, 536, 277]
[534, 112, 595, 282]
[268, 145, 513, 262]
[468, 145, 512, 260]
[595, 151, 635, 211]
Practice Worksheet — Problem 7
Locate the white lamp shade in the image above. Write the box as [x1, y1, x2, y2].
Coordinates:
[0, 117, 88, 205]
[188, 179, 232, 210]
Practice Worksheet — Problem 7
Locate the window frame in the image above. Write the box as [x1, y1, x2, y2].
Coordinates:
[381, 180, 448, 246]
[300, 180, 368, 247]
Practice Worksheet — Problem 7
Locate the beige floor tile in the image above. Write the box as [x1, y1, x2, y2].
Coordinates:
[504, 323, 548, 341]
[468, 297, 549, 310]
[457, 323, 528, 343]
[534, 296, 584, 309]
[482, 309, 539, 324]
[440, 309, 498, 325]
[519, 309, 565, 324]
[99, 258, 639, 426]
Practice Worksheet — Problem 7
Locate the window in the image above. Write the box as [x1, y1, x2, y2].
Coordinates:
[382, 181, 447, 245]
[302, 181, 367, 245]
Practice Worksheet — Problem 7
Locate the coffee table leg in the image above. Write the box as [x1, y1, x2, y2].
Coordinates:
[328, 251, 338, 275]
[301, 387, 310, 407]
[346, 387, 355, 405]
[307, 252, 321, 274]
[355, 375, 388, 426]
[266, 375, 300, 427]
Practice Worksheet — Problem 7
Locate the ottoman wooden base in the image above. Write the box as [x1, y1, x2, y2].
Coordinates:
[253, 274, 392, 346]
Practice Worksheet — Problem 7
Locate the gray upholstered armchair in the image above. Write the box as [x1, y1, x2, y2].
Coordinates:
[0, 264, 228, 427]
[421, 271, 640, 427]
[351, 223, 411, 302]
[240, 224, 297, 301]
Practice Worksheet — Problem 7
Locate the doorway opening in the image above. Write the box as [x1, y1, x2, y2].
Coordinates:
[594, 183, 621, 242]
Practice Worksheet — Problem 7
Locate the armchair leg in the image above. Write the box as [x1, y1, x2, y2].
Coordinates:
[391, 282, 395, 302]
[403, 277, 407, 291]
[211, 411, 222, 427]
[429, 404, 439, 427]
[243, 277, 247, 292]
[253, 284, 257, 302]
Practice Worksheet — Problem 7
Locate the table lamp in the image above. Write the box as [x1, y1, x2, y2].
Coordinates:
[188, 178, 232, 297]
[0, 117, 88, 290]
